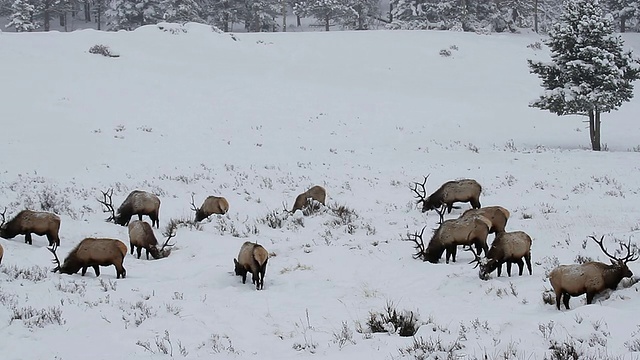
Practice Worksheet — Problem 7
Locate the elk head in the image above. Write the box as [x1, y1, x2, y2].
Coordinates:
[590, 235, 638, 277]
[465, 245, 490, 280]
[411, 175, 445, 224]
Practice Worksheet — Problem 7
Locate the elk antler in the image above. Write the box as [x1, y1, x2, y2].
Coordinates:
[404, 226, 427, 260]
[190, 194, 200, 213]
[411, 174, 430, 205]
[590, 235, 639, 264]
[97, 189, 116, 222]
[0, 207, 6, 227]
[161, 221, 178, 251]
[281, 201, 292, 217]
[48, 246, 61, 272]
[464, 245, 483, 268]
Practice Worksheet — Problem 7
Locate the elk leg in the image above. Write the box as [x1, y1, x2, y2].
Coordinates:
[81, 267, 87, 276]
[506, 261, 513, 277]
[93, 265, 100, 277]
[130, 243, 134, 255]
[446, 203, 453, 214]
[562, 293, 571, 309]
[470, 198, 481, 209]
[445, 247, 452, 264]
[136, 246, 142, 259]
[525, 254, 532, 275]
[496, 262, 503, 277]
[138, 214, 143, 221]
[145, 248, 150, 260]
[242, 273, 247, 284]
[450, 246, 457, 262]
[516, 259, 525, 276]
[25, 233, 32, 245]
[586, 292, 595, 305]
[555, 291, 562, 310]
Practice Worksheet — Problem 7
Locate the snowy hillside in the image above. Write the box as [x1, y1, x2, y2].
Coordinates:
[1, 23, 640, 359]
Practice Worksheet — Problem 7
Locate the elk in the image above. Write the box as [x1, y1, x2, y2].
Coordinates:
[49, 238, 128, 279]
[0, 243, 3, 264]
[459, 206, 510, 234]
[549, 235, 638, 310]
[234, 241, 269, 290]
[412, 175, 482, 223]
[0, 208, 61, 247]
[288, 185, 326, 214]
[98, 189, 161, 228]
[406, 215, 492, 264]
[128, 220, 175, 259]
[467, 230, 532, 280]
[191, 194, 229, 222]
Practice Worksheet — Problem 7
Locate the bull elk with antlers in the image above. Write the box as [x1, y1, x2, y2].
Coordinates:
[467, 230, 532, 280]
[406, 215, 492, 264]
[0, 208, 61, 247]
[191, 194, 229, 222]
[412, 175, 482, 223]
[98, 189, 161, 228]
[549, 235, 638, 310]
[49, 238, 127, 279]
[128, 220, 175, 259]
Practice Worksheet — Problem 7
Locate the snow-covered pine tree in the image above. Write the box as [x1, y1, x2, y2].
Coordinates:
[6, 0, 37, 31]
[606, 0, 639, 32]
[341, 0, 379, 29]
[202, 0, 243, 31]
[161, 0, 204, 23]
[528, 0, 640, 151]
[106, 0, 163, 30]
[294, 0, 354, 30]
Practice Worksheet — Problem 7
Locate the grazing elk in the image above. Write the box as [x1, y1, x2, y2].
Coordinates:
[234, 241, 269, 290]
[406, 215, 492, 264]
[288, 185, 327, 214]
[459, 206, 510, 234]
[412, 175, 482, 223]
[0, 208, 61, 246]
[467, 230, 532, 280]
[191, 194, 229, 222]
[549, 235, 638, 310]
[49, 238, 128, 279]
[127, 220, 175, 259]
[99, 189, 161, 228]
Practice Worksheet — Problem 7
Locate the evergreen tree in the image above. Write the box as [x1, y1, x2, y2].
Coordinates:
[6, 0, 37, 31]
[294, 0, 354, 30]
[162, 0, 204, 23]
[528, 0, 640, 151]
[106, 0, 162, 30]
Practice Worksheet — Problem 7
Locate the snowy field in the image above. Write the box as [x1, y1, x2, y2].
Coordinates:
[1, 23, 640, 359]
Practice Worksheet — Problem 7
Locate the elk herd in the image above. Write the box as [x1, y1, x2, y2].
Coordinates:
[408, 174, 638, 310]
[0, 177, 636, 307]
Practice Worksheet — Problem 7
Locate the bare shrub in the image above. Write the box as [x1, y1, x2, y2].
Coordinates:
[11, 306, 65, 328]
[197, 333, 238, 355]
[258, 210, 285, 229]
[398, 336, 463, 359]
[527, 41, 542, 50]
[332, 321, 356, 349]
[89, 44, 119, 57]
[1, 265, 49, 282]
[366, 301, 419, 337]
[99, 278, 117, 292]
[439, 49, 452, 57]
[55, 280, 87, 295]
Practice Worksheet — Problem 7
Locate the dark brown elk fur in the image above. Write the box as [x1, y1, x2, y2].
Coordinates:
[0, 243, 3, 264]
[468, 230, 532, 280]
[191, 195, 229, 222]
[408, 216, 492, 264]
[413, 176, 482, 220]
[234, 241, 269, 290]
[460, 206, 510, 234]
[549, 235, 637, 310]
[290, 185, 326, 213]
[50, 238, 127, 279]
[0, 209, 61, 246]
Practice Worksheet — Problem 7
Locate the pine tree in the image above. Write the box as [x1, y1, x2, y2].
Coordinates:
[528, 0, 640, 151]
[161, 0, 204, 23]
[294, 0, 354, 30]
[6, 0, 37, 32]
[106, 0, 162, 30]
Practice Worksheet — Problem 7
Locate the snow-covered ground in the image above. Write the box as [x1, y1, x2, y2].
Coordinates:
[1, 23, 640, 359]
